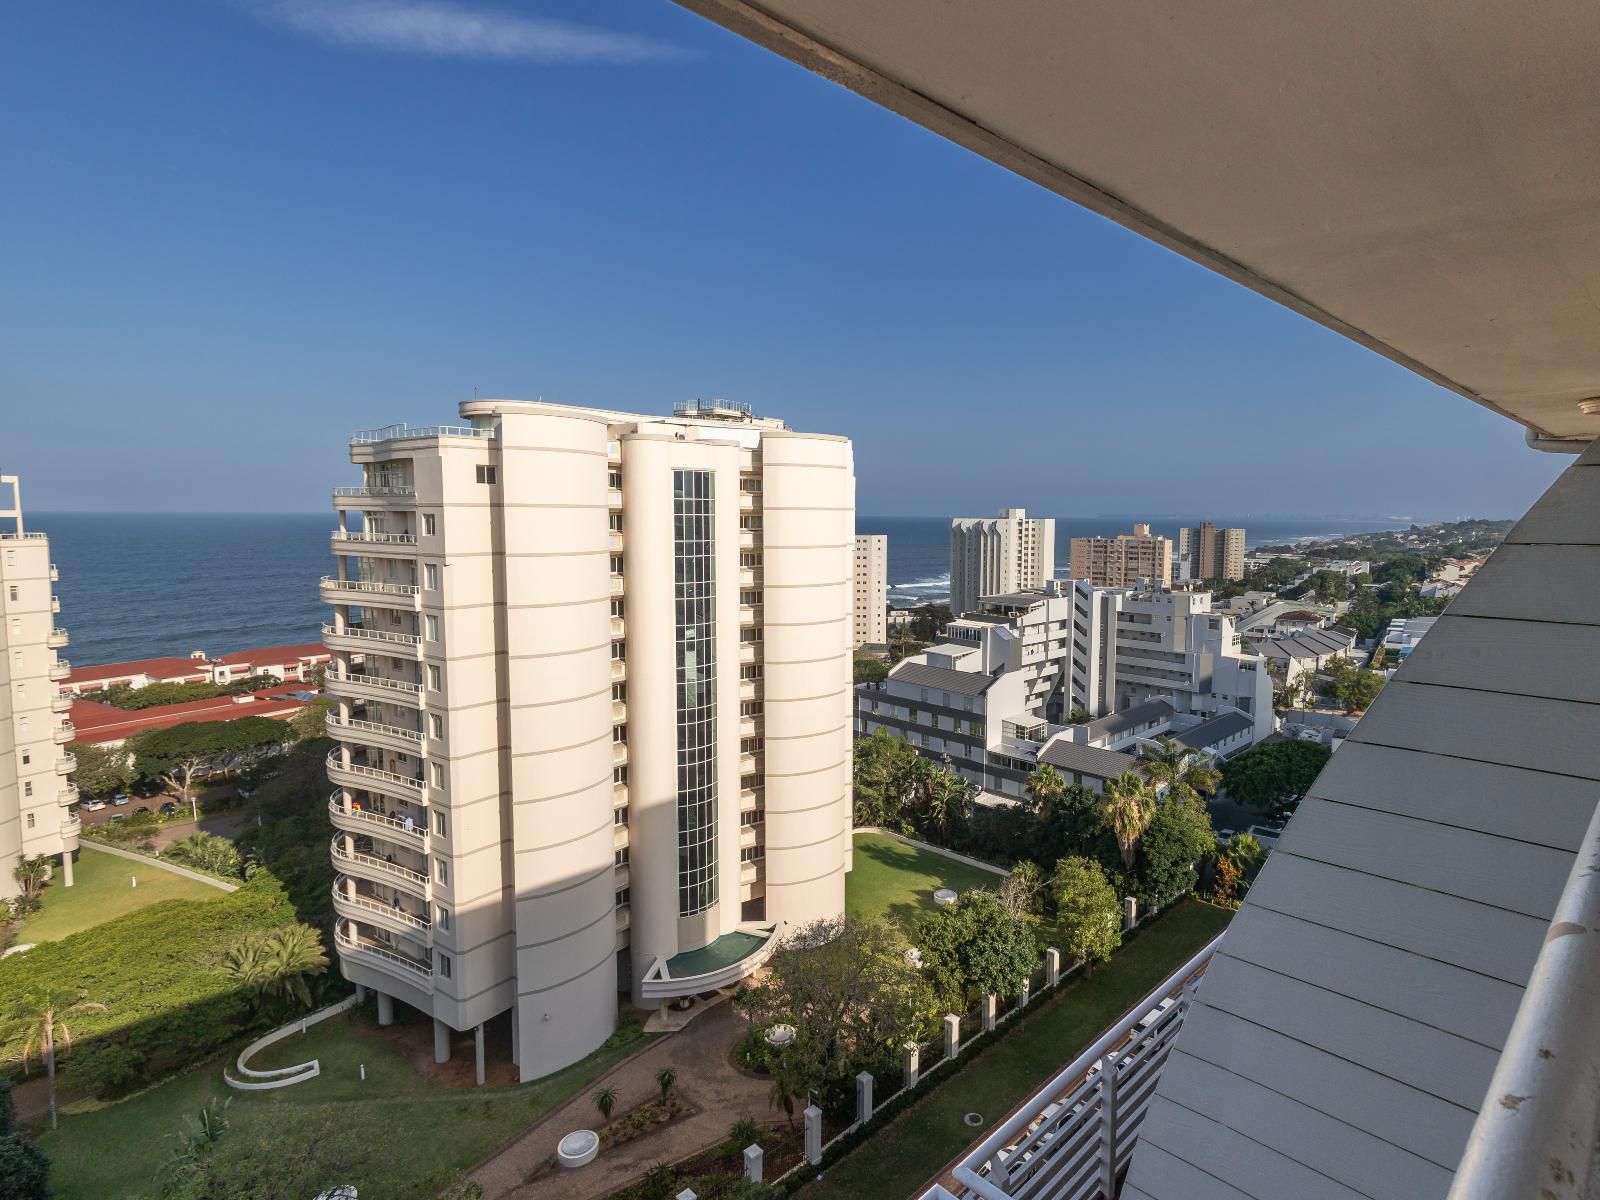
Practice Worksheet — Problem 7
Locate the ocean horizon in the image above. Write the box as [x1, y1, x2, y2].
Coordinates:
[35, 510, 1414, 668]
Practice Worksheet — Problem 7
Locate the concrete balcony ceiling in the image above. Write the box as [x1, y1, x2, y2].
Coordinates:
[676, 0, 1600, 445]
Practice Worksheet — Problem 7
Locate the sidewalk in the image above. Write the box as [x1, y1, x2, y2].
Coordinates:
[472, 1001, 775, 1200]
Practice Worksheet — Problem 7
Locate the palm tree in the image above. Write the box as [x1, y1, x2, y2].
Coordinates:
[222, 924, 329, 1011]
[1140, 737, 1222, 806]
[13, 855, 50, 906]
[594, 1084, 618, 1122]
[656, 1065, 677, 1105]
[1024, 764, 1066, 817]
[919, 764, 972, 841]
[1101, 771, 1157, 872]
[14, 991, 107, 1129]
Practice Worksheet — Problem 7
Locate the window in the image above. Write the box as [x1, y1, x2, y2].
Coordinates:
[741, 808, 764, 827]
[739, 627, 762, 643]
[475, 464, 497, 484]
[615, 888, 631, 908]
[430, 713, 443, 738]
[613, 724, 627, 743]
[6, 585, 14, 602]
[23, 782, 32, 797]
[674, 468, 719, 918]
[433, 810, 447, 837]
[610, 554, 624, 574]
[608, 469, 622, 490]
[740, 701, 763, 717]
[739, 552, 762, 568]
[614, 806, 629, 826]
[615, 846, 629, 866]
[20, 751, 29, 766]
[609, 512, 623, 532]
[425, 563, 438, 589]
[437, 952, 452, 979]
[613, 765, 628, 785]
[435, 905, 450, 931]
[740, 845, 765, 863]
[741, 774, 760, 791]
[610, 598, 624, 618]
[434, 858, 449, 885]
[25, 813, 35, 829]
[740, 736, 764, 754]
[430, 761, 444, 787]
[425, 615, 440, 641]
[611, 640, 626, 660]
[428, 665, 442, 690]
[612, 682, 626, 701]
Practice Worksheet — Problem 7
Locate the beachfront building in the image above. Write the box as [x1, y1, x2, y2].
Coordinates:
[1175, 522, 1246, 582]
[0, 475, 77, 899]
[948, 508, 1055, 617]
[323, 398, 854, 1082]
[852, 533, 888, 648]
[1068, 523, 1173, 588]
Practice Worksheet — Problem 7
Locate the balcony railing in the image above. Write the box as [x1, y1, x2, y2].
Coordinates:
[350, 423, 495, 445]
[320, 576, 421, 600]
[59, 814, 81, 842]
[0, 532, 47, 541]
[56, 753, 77, 775]
[49, 563, 59, 581]
[326, 713, 423, 746]
[326, 753, 425, 793]
[328, 796, 427, 843]
[53, 720, 74, 744]
[46, 627, 68, 648]
[334, 922, 433, 982]
[918, 934, 1222, 1200]
[51, 691, 71, 713]
[332, 485, 416, 497]
[332, 881, 431, 931]
[328, 671, 422, 696]
[48, 659, 69, 681]
[60, 783, 79, 806]
[330, 838, 429, 888]
[330, 530, 418, 546]
[322, 622, 421, 648]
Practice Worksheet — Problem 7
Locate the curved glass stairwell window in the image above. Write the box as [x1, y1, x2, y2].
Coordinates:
[674, 469, 718, 916]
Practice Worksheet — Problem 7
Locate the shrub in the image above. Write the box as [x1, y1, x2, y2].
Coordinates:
[68, 1042, 146, 1100]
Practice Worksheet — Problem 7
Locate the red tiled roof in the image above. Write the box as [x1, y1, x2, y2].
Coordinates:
[215, 643, 331, 666]
[68, 684, 312, 744]
[67, 656, 211, 686]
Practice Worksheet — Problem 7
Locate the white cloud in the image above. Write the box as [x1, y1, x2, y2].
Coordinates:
[249, 0, 679, 63]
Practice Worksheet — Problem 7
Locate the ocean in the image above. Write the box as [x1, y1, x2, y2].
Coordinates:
[33, 511, 1405, 668]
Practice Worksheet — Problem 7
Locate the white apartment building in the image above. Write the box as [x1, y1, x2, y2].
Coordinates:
[855, 579, 1272, 801]
[852, 533, 888, 648]
[1069, 523, 1173, 588]
[324, 399, 854, 1082]
[1175, 522, 1246, 582]
[948, 508, 1055, 617]
[0, 475, 78, 900]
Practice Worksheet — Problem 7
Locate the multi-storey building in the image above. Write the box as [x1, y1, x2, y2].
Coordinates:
[852, 533, 888, 648]
[1068, 523, 1173, 588]
[948, 508, 1055, 616]
[1175, 521, 1246, 582]
[0, 475, 77, 899]
[324, 399, 854, 1082]
[855, 579, 1271, 802]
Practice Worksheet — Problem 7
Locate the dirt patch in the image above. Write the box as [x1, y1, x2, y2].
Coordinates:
[365, 1006, 521, 1089]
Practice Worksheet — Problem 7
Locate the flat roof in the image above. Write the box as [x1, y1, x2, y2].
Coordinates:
[664, 930, 770, 979]
[1174, 710, 1254, 750]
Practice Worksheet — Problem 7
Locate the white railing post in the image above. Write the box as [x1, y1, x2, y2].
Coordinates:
[1045, 946, 1061, 988]
[744, 1144, 763, 1183]
[1122, 896, 1138, 931]
[804, 1105, 823, 1165]
[904, 1042, 920, 1089]
[1019, 978, 1031, 1009]
[944, 1013, 961, 1059]
[982, 994, 997, 1033]
[1099, 1050, 1120, 1196]
[856, 1071, 875, 1124]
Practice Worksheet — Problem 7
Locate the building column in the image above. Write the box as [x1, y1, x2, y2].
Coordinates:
[60, 852, 73, 888]
[433, 1018, 451, 1064]
[511, 1010, 520, 1067]
[475, 1023, 486, 1087]
[376, 991, 394, 1027]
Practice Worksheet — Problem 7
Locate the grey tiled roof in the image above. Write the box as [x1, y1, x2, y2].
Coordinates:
[1173, 709, 1253, 749]
[1081, 698, 1176, 739]
[885, 660, 997, 697]
[1038, 739, 1144, 781]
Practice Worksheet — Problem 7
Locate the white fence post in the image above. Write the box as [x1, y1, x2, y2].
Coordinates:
[1122, 896, 1138, 931]
[904, 1042, 921, 1089]
[944, 1013, 961, 1060]
[1098, 1049, 1121, 1196]
[1045, 947, 1061, 988]
[743, 1145, 763, 1183]
[804, 1105, 824, 1165]
[1019, 978, 1031, 1009]
[982, 994, 997, 1034]
[856, 1071, 875, 1125]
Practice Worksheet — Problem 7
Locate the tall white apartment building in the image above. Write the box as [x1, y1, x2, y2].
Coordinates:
[0, 475, 78, 899]
[949, 508, 1055, 616]
[1175, 521, 1246, 582]
[852, 534, 888, 648]
[324, 399, 854, 1082]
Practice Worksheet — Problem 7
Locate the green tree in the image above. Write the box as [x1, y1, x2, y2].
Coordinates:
[998, 860, 1043, 918]
[736, 916, 934, 1111]
[1068, 705, 1093, 725]
[131, 718, 290, 819]
[1225, 832, 1266, 875]
[289, 696, 335, 743]
[853, 657, 889, 685]
[11, 857, 49, 909]
[220, 924, 328, 1012]
[915, 889, 1038, 1010]
[1049, 857, 1121, 974]
[851, 729, 925, 827]
[1139, 738, 1221, 805]
[1101, 771, 1157, 872]
[1136, 797, 1216, 908]
[67, 741, 134, 798]
[1323, 657, 1385, 712]
[1023, 764, 1066, 817]
[10, 990, 107, 1130]
[167, 833, 244, 879]
[1220, 741, 1330, 819]
[913, 761, 974, 844]
[0, 1080, 50, 1200]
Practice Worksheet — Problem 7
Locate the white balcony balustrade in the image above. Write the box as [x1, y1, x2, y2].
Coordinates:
[334, 920, 433, 984]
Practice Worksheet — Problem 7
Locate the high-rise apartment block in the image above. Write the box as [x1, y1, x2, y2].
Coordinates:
[852, 534, 888, 648]
[1069, 523, 1173, 587]
[1176, 521, 1246, 581]
[324, 399, 854, 1082]
[949, 508, 1055, 616]
[0, 475, 77, 899]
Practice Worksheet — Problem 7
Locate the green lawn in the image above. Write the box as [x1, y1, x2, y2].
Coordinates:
[848, 832, 1008, 931]
[18, 845, 222, 943]
[800, 900, 1234, 1200]
[37, 1008, 657, 1200]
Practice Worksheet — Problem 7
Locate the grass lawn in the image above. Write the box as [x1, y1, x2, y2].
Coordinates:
[799, 900, 1234, 1200]
[37, 1009, 658, 1200]
[18, 845, 223, 943]
[847, 832, 1007, 931]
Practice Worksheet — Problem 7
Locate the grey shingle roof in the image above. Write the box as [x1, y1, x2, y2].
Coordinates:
[1081, 698, 1175, 739]
[1038, 739, 1144, 781]
[885, 660, 997, 697]
[1173, 709, 1253, 749]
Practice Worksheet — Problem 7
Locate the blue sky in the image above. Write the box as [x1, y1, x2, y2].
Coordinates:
[1, 0, 1565, 519]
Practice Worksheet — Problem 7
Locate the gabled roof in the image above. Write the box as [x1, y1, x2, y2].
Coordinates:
[1174, 710, 1253, 750]
[1081, 699, 1175, 740]
[1038, 739, 1143, 782]
[886, 660, 997, 697]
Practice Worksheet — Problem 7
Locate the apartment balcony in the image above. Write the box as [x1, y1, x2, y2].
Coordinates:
[328, 794, 428, 846]
[60, 782, 79, 807]
[59, 813, 80, 850]
[48, 659, 69, 682]
[917, 935, 1220, 1200]
[613, 782, 628, 807]
[332, 878, 431, 940]
[610, 615, 625, 638]
[329, 530, 419, 557]
[739, 641, 760, 664]
[740, 859, 764, 885]
[322, 622, 423, 658]
[739, 490, 756, 511]
[56, 752, 76, 775]
[326, 753, 426, 804]
[612, 741, 629, 767]
[738, 678, 761, 702]
[326, 670, 424, 709]
[334, 920, 433, 986]
[616, 906, 632, 934]
[330, 837, 430, 899]
[52, 719, 74, 744]
[738, 567, 760, 589]
[326, 713, 425, 757]
[613, 823, 630, 853]
[610, 575, 625, 596]
[611, 659, 627, 683]
[50, 595, 60, 614]
[51, 691, 71, 714]
[45, 627, 68, 649]
[609, 530, 624, 552]
[739, 751, 760, 774]
[739, 529, 758, 550]
[612, 699, 627, 724]
[320, 576, 422, 610]
[739, 715, 757, 739]
[49, 563, 58, 582]
[331, 485, 416, 510]
[739, 604, 760, 625]
[608, 487, 623, 508]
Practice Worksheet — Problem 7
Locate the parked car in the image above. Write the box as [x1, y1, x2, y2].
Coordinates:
[108, 812, 129, 823]
[112, 793, 131, 806]
[83, 799, 107, 812]
[159, 802, 177, 816]
[134, 806, 151, 815]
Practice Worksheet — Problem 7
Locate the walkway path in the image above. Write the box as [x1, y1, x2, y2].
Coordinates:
[78, 839, 237, 891]
[472, 1001, 774, 1200]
